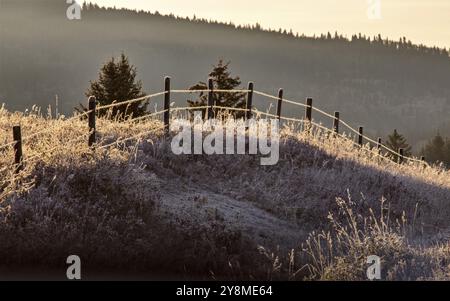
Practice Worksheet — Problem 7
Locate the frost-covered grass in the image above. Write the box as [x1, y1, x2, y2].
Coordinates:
[0, 106, 449, 280]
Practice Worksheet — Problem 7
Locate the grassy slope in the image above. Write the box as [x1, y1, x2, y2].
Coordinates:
[0, 107, 449, 280]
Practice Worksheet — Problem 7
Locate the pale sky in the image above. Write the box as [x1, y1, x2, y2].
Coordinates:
[88, 0, 450, 49]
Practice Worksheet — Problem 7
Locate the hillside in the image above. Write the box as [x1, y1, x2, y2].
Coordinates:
[1, 0, 450, 148]
[0, 107, 449, 280]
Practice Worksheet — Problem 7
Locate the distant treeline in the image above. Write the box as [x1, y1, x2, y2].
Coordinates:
[82, 2, 449, 58]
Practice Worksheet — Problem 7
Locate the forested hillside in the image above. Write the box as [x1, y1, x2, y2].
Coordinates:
[1, 0, 450, 148]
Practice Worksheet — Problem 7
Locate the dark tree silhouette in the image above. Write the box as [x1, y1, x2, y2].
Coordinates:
[84, 53, 146, 119]
[386, 129, 412, 160]
[187, 60, 246, 118]
[421, 133, 450, 165]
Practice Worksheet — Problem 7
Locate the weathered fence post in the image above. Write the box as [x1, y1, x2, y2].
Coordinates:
[88, 96, 96, 147]
[207, 78, 214, 119]
[164, 76, 171, 133]
[276, 89, 283, 120]
[305, 98, 313, 122]
[398, 148, 404, 164]
[246, 82, 254, 120]
[420, 156, 427, 168]
[304, 97, 313, 134]
[333, 112, 340, 134]
[358, 127, 364, 146]
[13, 126, 23, 173]
[377, 137, 382, 153]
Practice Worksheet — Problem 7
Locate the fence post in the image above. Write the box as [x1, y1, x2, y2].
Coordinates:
[333, 111, 340, 134]
[88, 96, 96, 147]
[13, 126, 23, 173]
[358, 127, 364, 146]
[276, 89, 283, 120]
[164, 76, 171, 133]
[377, 137, 382, 153]
[246, 82, 254, 120]
[398, 148, 404, 164]
[305, 98, 312, 122]
[207, 78, 214, 119]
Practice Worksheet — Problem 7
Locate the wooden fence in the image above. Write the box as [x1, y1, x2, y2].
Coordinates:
[1, 76, 428, 173]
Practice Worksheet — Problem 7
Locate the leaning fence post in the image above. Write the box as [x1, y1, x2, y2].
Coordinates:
[207, 78, 214, 119]
[398, 148, 404, 164]
[276, 89, 283, 120]
[333, 112, 340, 134]
[358, 127, 364, 146]
[164, 76, 171, 133]
[13, 126, 23, 173]
[246, 82, 254, 120]
[88, 96, 96, 147]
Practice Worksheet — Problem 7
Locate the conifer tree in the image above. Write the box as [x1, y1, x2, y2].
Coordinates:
[187, 60, 246, 118]
[386, 129, 412, 160]
[421, 133, 448, 164]
[83, 53, 146, 119]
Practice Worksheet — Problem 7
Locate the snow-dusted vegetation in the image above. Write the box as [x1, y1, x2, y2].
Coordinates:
[0, 106, 449, 280]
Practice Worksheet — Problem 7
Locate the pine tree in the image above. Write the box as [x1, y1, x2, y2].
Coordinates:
[83, 53, 146, 119]
[385, 129, 412, 160]
[444, 140, 450, 166]
[421, 133, 448, 164]
[187, 60, 246, 118]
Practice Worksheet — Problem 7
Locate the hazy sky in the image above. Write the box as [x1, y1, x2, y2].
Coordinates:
[88, 0, 450, 49]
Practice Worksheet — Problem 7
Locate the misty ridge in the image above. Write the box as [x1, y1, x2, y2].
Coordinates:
[1, 0, 450, 150]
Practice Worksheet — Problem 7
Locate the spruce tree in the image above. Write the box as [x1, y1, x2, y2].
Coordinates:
[83, 53, 146, 119]
[187, 60, 246, 118]
[386, 129, 412, 160]
[444, 140, 450, 165]
[421, 133, 447, 164]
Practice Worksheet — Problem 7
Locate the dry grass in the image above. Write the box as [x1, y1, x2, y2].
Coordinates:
[0, 106, 449, 280]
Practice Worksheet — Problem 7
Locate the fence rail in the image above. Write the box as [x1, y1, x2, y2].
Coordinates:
[0, 76, 429, 173]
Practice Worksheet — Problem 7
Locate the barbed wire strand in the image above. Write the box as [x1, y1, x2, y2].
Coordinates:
[13, 92, 166, 144]
[16, 109, 95, 144]
[213, 106, 249, 112]
[21, 133, 91, 165]
[281, 116, 306, 123]
[172, 89, 250, 94]
[339, 119, 426, 165]
[0, 88, 428, 167]
[95, 91, 167, 112]
[253, 91, 309, 108]
[252, 110, 308, 125]
[99, 126, 165, 150]
[0, 140, 16, 151]
[170, 106, 211, 112]
[253, 89, 424, 164]
[309, 121, 407, 167]
[130, 109, 168, 122]
[311, 106, 338, 120]
[0, 133, 91, 185]
[252, 110, 279, 119]
[310, 121, 427, 167]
